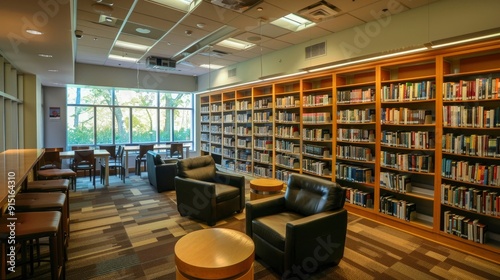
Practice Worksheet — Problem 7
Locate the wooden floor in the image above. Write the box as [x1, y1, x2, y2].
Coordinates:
[14, 174, 500, 279]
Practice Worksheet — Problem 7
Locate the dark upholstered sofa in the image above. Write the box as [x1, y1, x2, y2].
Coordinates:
[146, 151, 177, 192]
[246, 173, 347, 277]
[174, 155, 245, 226]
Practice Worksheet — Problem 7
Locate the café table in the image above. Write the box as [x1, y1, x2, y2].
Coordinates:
[123, 144, 190, 177]
[59, 149, 110, 186]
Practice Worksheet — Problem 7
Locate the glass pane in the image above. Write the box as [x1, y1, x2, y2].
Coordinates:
[115, 89, 157, 107]
[67, 106, 95, 145]
[115, 108, 130, 144]
[132, 108, 158, 143]
[96, 107, 113, 144]
[161, 92, 192, 107]
[173, 109, 192, 141]
[159, 109, 172, 142]
[67, 86, 112, 105]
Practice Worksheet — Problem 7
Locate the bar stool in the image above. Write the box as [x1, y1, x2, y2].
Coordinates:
[14, 193, 69, 251]
[37, 168, 77, 191]
[25, 179, 70, 215]
[0, 211, 64, 280]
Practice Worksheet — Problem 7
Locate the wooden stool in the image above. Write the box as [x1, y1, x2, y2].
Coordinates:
[14, 193, 69, 251]
[249, 178, 284, 200]
[0, 211, 64, 280]
[37, 168, 76, 191]
[26, 179, 70, 218]
[175, 228, 254, 279]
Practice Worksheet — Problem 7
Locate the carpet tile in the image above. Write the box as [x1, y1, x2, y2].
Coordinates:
[13, 173, 499, 280]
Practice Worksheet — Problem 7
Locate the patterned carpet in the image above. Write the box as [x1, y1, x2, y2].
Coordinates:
[24, 173, 500, 279]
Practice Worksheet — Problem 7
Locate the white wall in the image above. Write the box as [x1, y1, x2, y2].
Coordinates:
[198, 0, 500, 90]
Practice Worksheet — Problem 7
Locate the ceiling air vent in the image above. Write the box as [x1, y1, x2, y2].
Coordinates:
[305, 42, 326, 59]
[298, 1, 340, 22]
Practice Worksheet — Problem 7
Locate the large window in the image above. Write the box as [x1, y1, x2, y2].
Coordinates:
[67, 86, 193, 147]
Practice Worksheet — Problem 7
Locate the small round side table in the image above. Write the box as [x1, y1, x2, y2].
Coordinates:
[249, 178, 284, 200]
[175, 228, 255, 279]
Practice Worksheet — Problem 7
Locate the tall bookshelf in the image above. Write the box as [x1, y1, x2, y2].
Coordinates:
[197, 39, 500, 263]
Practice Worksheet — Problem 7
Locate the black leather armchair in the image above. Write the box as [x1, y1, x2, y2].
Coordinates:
[246, 173, 347, 278]
[174, 155, 245, 226]
[146, 151, 177, 192]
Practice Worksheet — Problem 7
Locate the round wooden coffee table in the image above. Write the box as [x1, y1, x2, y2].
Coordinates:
[249, 178, 284, 200]
[175, 228, 255, 279]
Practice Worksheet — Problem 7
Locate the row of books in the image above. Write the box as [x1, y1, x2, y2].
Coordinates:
[223, 148, 235, 159]
[337, 109, 375, 123]
[276, 169, 295, 183]
[236, 139, 251, 148]
[276, 111, 300, 122]
[345, 187, 374, 208]
[275, 125, 300, 138]
[236, 100, 252, 110]
[201, 143, 209, 152]
[302, 112, 331, 123]
[379, 195, 417, 221]
[222, 159, 235, 171]
[303, 128, 331, 141]
[223, 114, 234, 122]
[275, 154, 300, 169]
[381, 130, 435, 149]
[381, 108, 433, 125]
[223, 137, 234, 146]
[381, 81, 436, 102]
[442, 77, 500, 101]
[253, 98, 272, 109]
[253, 112, 273, 122]
[443, 211, 487, 244]
[254, 139, 273, 150]
[236, 113, 252, 122]
[380, 152, 434, 173]
[236, 126, 251, 136]
[210, 115, 222, 123]
[337, 128, 375, 142]
[442, 133, 500, 157]
[337, 88, 375, 104]
[303, 94, 331, 107]
[210, 135, 221, 144]
[253, 151, 272, 164]
[441, 158, 500, 186]
[254, 165, 273, 178]
[211, 146, 222, 154]
[201, 124, 210, 132]
[253, 125, 272, 136]
[223, 126, 234, 134]
[210, 125, 221, 133]
[200, 134, 209, 142]
[236, 161, 252, 173]
[276, 96, 300, 108]
[303, 144, 330, 158]
[276, 140, 300, 154]
[335, 163, 373, 183]
[336, 145, 373, 161]
[302, 159, 331, 176]
[379, 172, 411, 193]
[237, 150, 251, 161]
[201, 115, 210, 122]
[224, 102, 235, 111]
[443, 105, 500, 128]
[441, 183, 499, 216]
[210, 104, 222, 112]
[201, 105, 210, 113]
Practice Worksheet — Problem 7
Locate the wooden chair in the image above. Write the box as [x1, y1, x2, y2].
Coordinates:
[39, 147, 64, 170]
[169, 143, 184, 159]
[72, 149, 96, 189]
[135, 144, 154, 176]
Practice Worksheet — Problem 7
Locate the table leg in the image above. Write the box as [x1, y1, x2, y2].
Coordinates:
[125, 151, 129, 177]
[105, 157, 109, 186]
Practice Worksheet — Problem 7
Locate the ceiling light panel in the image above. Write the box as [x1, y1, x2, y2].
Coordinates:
[216, 38, 255, 50]
[114, 40, 150, 51]
[145, 0, 198, 12]
[271, 13, 316, 32]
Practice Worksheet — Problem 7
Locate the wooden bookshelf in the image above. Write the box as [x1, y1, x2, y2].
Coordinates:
[198, 39, 500, 264]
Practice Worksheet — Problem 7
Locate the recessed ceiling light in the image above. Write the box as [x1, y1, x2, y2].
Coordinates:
[48, 69, 59, 72]
[216, 38, 255, 50]
[108, 54, 138, 62]
[196, 23, 205, 28]
[200, 64, 224, 69]
[26, 29, 43, 35]
[38, 54, 53, 58]
[136, 27, 151, 34]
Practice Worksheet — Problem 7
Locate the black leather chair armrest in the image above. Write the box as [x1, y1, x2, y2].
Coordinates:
[284, 208, 348, 269]
[245, 195, 287, 237]
[214, 171, 245, 189]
